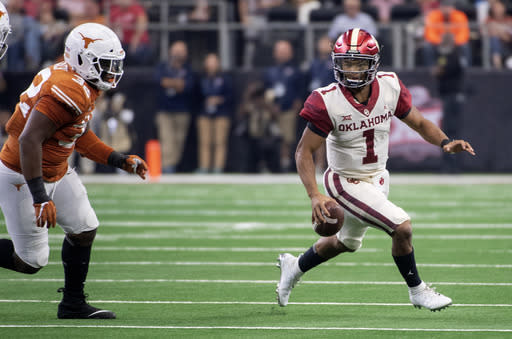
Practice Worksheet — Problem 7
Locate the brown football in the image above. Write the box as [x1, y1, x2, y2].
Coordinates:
[313, 201, 344, 237]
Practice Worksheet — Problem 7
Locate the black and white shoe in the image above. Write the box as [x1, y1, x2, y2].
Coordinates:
[57, 288, 116, 319]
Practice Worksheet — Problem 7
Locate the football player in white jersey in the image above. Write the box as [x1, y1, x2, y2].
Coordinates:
[276, 28, 475, 311]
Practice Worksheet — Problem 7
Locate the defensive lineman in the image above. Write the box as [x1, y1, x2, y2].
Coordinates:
[0, 23, 147, 318]
[276, 28, 475, 311]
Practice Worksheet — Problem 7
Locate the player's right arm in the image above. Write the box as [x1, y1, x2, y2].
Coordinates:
[297, 90, 337, 224]
[18, 109, 58, 228]
[296, 127, 334, 224]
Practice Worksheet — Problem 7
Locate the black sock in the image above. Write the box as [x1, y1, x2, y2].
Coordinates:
[298, 246, 327, 273]
[393, 249, 422, 287]
[61, 236, 92, 298]
[0, 239, 15, 270]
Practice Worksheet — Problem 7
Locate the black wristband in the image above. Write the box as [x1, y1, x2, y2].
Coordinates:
[440, 139, 450, 148]
[107, 151, 128, 169]
[26, 176, 50, 204]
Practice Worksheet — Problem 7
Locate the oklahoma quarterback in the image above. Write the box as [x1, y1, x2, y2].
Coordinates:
[0, 23, 147, 319]
[276, 28, 475, 311]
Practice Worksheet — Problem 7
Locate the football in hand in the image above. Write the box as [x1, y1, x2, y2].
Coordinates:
[313, 201, 344, 237]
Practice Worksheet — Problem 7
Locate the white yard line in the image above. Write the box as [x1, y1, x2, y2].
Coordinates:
[79, 173, 512, 185]
[0, 324, 510, 332]
[4, 232, 511, 241]
[89, 198, 509, 208]
[1, 278, 510, 286]
[40, 261, 512, 269]
[48, 246, 382, 253]
[0, 299, 510, 308]
[3, 220, 512, 229]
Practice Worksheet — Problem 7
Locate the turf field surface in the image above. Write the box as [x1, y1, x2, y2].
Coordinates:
[0, 174, 511, 338]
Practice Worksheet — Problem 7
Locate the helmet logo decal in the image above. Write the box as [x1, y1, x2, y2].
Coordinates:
[79, 32, 102, 48]
[0, 11, 5, 19]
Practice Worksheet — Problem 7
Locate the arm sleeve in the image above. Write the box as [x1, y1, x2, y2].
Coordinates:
[74, 129, 115, 165]
[299, 91, 334, 136]
[395, 79, 412, 119]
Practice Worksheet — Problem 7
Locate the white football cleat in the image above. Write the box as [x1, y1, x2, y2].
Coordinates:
[409, 281, 452, 311]
[276, 253, 303, 307]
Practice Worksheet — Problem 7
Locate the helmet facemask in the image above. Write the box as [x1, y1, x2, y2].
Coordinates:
[332, 53, 380, 89]
[0, 24, 11, 60]
[78, 50, 124, 91]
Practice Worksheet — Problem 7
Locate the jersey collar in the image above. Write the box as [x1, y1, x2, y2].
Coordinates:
[338, 79, 380, 117]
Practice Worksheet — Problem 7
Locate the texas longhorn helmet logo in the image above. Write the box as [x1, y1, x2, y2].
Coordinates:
[0, 11, 5, 19]
[79, 32, 102, 48]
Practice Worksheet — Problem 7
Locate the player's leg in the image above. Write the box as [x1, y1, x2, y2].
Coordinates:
[0, 161, 48, 274]
[276, 210, 369, 306]
[392, 220, 452, 311]
[53, 168, 115, 319]
[276, 168, 371, 306]
[339, 170, 452, 311]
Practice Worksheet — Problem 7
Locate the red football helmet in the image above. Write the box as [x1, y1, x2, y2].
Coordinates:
[332, 28, 380, 88]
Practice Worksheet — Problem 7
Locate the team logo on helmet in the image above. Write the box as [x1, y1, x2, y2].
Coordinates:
[0, 11, 5, 19]
[79, 32, 103, 49]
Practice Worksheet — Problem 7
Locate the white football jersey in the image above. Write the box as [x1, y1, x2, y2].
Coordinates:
[300, 71, 412, 179]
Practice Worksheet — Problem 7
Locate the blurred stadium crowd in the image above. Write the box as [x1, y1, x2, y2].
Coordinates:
[0, 0, 511, 174]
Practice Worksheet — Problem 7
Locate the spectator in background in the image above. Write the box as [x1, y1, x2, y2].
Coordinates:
[236, 81, 281, 173]
[327, 0, 378, 41]
[417, 0, 439, 15]
[370, 0, 405, 23]
[109, 0, 152, 65]
[189, 0, 211, 22]
[307, 35, 335, 92]
[196, 53, 233, 174]
[423, 0, 470, 66]
[264, 40, 303, 172]
[73, 0, 106, 27]
[99, 93, 136, 165]
[432, 33, 465, 173]
[39, 2, 70, 66]
[238, 0, 285, 69]
[293, 0, 322, 25]
[57, 0, 88, 24]
[154, 41, 195, 174]
[484, 0, 512, 68]
[4, 0, 41, 71]
[306, 35, 334, 174]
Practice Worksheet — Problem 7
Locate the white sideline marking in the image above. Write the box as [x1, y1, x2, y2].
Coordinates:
[43, 261, 512, 269]
[1, 278, 510, 286]
[0, 324, 511, 332]
[0, 299, 510, 308]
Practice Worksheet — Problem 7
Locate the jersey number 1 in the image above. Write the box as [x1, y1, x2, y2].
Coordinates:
[362, 129, 378, 164]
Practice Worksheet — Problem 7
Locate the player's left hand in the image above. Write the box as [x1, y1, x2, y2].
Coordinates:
[33, 200, 57, 228]
[443, 140, 476, 156]
[121, 155, 148, 179]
